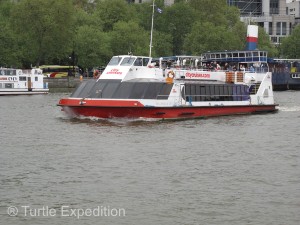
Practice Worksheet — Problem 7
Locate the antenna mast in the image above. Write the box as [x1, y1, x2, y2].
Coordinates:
[149, 0, 155, 57]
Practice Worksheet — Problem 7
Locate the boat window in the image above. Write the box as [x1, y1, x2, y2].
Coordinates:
[199, 86, 205, 101]
[144, 83, 164, 99]
[0, 70, 16, 76]
[130, 83, 148, 99]
[0, 83, 2, 88]
[5, 83, 13, 88]
[35, 77, 38, 81]
[112, 82, 135, 98]
[107, 56, 122, 66]
[253, 52, 258, 56]
[183, 84, 250, 102]
[143, 58, 150, 66]
[134, 58, 143, 66]
[70, 80, 97, 98]
[120, 57, 135, 66]
[88, 80, 108, 98]
[233, 53, 238, 57]
[70, 80, 172, 100]
[239, 53, 245, 57]
[205, 86, 212, 101]
[101, 82, 120, 98]
[19, 76, 26, 81]
[157, 84, 173, 99]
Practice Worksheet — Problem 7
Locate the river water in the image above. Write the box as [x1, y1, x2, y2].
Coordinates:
[0, 91, 299, 225]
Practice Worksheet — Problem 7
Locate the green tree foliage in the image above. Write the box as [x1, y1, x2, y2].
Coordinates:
[110, 21, 149, 56]
[0, 0, 19, 67]
[0, 0, 280, 69]
[11, 0, 75, 66]
[155, 2, 196, 55]
[183, 0, 249, 55]
[280, 24, 300, 58]
[189, 0, 229, 26]
[257, 26, 278, 57]
[75, 25, 112, 68]
[184, 22, 246, 55]
[152, 31, 173, 57]
[95, 0, 137, 32]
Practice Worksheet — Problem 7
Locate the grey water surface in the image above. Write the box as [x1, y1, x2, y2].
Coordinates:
[0, 91, 299, 225]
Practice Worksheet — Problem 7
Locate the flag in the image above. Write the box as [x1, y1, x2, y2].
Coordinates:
[156, 7, 163, 14]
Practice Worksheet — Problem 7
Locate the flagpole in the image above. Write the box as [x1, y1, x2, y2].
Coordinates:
[149, 0, 155, 57]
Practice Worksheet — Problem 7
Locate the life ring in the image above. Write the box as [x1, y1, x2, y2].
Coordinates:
[167, 70, 175, 79]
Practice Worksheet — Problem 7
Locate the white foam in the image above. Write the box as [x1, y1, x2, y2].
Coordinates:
[278, 106, 300, 112]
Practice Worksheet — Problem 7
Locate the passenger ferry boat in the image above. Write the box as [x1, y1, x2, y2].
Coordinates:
[58, 51, 277, 119]
[0, 68, 49, 95]
[58, 24, 277, 119]
[270, 59, 300, 91]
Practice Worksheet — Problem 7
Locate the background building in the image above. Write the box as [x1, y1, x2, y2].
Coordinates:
[287, 0, 300, 24]
[127, 0, 300, 44]
[228, 0, 300, 45]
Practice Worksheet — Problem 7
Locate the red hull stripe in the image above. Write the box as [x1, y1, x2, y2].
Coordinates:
[59, 98, 144, 107]
[247, 37, 258, 43]
[59, 103, 277, 119]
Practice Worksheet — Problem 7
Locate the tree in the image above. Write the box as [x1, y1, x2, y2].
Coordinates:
[74, 25, 112, 69]
[0, 0, 19, 67]
[152, 31, 173, 57]
[189, 0, 229, 26]
[183, 22, 245, 55]
[280, 24, 300, 58]
[155, 2, 196, 55]
[110, 21, 149, 56]
[11, 0, 75, 66]
[257, 26, 278, 57]
[94, 0, 138, 32]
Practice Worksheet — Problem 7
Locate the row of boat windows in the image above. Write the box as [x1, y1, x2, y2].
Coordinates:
[183, 84, 250, 101]
[71, 80, 172, 99]
[203, 51, 267, 60]
[291, 73, 300, 78]
[19, 77, 38, 81]
[0, 70, 17, 76]
[0, 83, 13, 88]
[108, 57, 150, 67]
[71, 80, 251, 102]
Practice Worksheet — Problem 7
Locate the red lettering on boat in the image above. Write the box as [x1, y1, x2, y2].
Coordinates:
[107, 69, 122, 75]
[185, 72, 210, 79]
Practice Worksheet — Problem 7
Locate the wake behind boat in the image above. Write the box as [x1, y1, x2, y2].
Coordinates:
[58, 50, 277, 120]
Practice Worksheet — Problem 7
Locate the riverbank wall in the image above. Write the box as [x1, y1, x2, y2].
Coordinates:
[44, 77, 92, 92]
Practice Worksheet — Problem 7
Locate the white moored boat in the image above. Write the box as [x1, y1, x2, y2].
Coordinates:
[0, 68, 49, 95]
